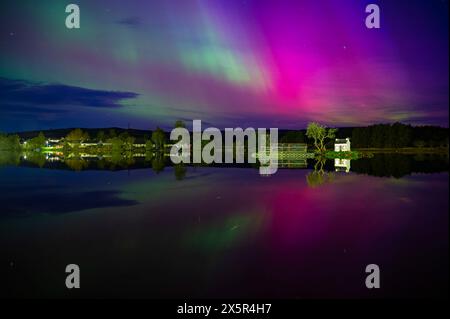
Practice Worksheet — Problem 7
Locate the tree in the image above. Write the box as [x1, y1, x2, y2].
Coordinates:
[107, 137, 124, 154]
[352, 127, 368, 148]
[124, 136, 135, 152]
[116, 132, 135, 151]
[119, 132, 130, 140]
[174, 120, 186, 128]
[108, 129, 117, 138]
[145, 138, 155, 151]
[66, 129, 89, 143]
[0, 134, 21, 151]
[413, 140, 425, 148]
[26, 132, 46, 150]
[173, 120, 187, 143]
[371, 124, 386, 148]
[0, 149, 21, 166]
[306, 122, 337, 153]
[152, 127, 166, 150]
[96, 131, 105, 143]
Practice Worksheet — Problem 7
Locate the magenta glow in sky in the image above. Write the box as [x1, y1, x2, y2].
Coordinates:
[0, 0, 448, 131]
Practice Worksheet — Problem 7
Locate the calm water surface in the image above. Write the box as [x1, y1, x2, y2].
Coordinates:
[0, 154, 448, 298]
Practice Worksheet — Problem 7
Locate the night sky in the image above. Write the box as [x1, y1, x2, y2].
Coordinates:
[0, 0, 448, 132]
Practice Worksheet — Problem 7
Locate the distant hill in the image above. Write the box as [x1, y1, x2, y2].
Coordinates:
[13, 127, 153, 143]
[11, 127, 355, 141]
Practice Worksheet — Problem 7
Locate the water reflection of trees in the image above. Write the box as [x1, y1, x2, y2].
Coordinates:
[65, 158, 89, 171]
[25, 152, 46, 168]
[107, 152, 135, 169]
[4, 149, 448, 180]
[350, 153, 449, 178]
[306, 153, 449, 180]
[151, 153, 166, 173]
[146, 152, 186, 179]
[0, 151, 21, 166]
[306, 158, 335, 188]
[174, 164, 187, 180]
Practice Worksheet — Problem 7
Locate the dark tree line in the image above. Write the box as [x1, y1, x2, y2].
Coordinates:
[0, 133, 21, 150]
[350, 153, 449, 178]
[351, 123, 448, 148]
[4, 122, 448, 151]
[278, 123, 448, 149]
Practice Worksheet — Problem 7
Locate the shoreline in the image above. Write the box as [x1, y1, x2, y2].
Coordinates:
[355, 147, 448, 154]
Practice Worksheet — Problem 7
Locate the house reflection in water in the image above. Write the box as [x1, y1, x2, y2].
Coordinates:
[334, 158, 351, 173]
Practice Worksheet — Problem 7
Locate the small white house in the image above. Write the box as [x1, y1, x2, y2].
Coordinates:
[334, 138, 351, 152]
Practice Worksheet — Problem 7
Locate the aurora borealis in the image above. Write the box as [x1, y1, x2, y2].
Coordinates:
[0, 0, 448, 132]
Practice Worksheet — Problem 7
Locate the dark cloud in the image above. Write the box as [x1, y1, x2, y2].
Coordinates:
[0, 77, 139, 110]
[115, 16, 142, 28]
[1, 104, 68, 115]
